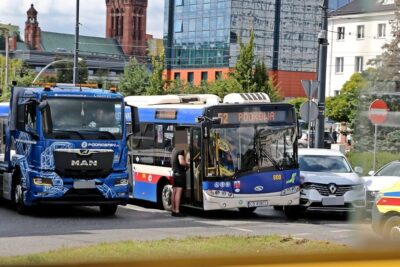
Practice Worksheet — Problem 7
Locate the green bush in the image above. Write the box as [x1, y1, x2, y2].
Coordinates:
[347, 151, 400, 175]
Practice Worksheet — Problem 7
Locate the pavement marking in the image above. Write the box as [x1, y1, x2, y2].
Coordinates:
[330, 229, 354, 233]
[121, 205, 168, 213]
[229, 227, 253, 233]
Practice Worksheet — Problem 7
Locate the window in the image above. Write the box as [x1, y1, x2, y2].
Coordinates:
[337, 27, 345, 40]
[131, 123, 155, 165]
[174, 72, 181, 80]
[378, 23, 386, 38]
[355, 56, 363, 73]
[215, 71, 222, 80]
[357, 25, 364, 39]
[188, 72, 194, 84]
[334, 90, 340, 96]
[335, 57, 344, 73]
[174, 20, 183, 33]
[175, 0, 183, 6]
[201, 71, 208, 81]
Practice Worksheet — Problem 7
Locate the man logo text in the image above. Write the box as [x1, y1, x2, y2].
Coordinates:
[71, 160, 98, 167]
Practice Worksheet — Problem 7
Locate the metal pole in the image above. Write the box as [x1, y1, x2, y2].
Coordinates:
[73, 0, 80, 85]
[4, 30, 9, 95]
[373, 124, 377, 172]
[316, 0, 329, 148]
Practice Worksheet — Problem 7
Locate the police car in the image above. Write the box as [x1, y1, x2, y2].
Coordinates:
[371, 181, 400, 240]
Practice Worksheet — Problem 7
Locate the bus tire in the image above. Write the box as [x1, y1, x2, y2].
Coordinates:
[12, 172, 29, 215]
[383, 216, 400, 240]
[99, 205, 118, 216]
[238, 207, 257, 215]
[284, 205, 301, 220]
[160, 184, 173, 211]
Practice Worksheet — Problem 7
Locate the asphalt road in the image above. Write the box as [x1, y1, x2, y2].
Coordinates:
[0, 200, 378, 257]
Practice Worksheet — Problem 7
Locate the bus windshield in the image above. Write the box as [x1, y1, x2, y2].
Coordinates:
[208, 125, 297, 177]
[44, 98, 123, 140]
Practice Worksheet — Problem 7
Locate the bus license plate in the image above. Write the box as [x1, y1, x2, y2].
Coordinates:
[248, 200, 269, 208]
[73, 180, 96, 189]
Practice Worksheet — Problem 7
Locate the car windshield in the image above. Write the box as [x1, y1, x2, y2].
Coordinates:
[299, 155, 352, 173]
[44, 98, 123, 140]
[207, 125, 297, 177]
[375, 162, 400, 176]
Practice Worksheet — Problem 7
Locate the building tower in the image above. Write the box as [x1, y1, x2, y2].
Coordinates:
[105, 0, 147, 57]
[25, 4, 41, 50]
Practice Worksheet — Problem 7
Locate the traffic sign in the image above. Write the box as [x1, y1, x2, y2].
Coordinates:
[368, 99, 388, 125]
[301, 80, 319, 100]
[300, 101, 319, 122]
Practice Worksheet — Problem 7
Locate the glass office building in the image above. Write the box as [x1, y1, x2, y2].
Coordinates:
[164, 0, 325, 96]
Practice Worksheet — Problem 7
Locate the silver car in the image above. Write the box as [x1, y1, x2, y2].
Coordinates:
[298, 149, 365, 213]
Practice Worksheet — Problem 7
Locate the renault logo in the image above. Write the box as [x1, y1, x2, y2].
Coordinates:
[254, 186, 264, 192]
[328, 184, 337, 194]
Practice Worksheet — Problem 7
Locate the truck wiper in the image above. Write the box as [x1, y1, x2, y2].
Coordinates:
[80, 130, 116, 140]
[53, 130, 84, 140]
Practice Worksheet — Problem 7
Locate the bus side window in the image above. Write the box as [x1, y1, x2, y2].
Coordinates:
[131, 123, 155, 164]
[154, 124, 174, 166]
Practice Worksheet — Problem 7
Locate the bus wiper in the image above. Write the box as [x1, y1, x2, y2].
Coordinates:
[259, 148, 283, 171]
[80, 130, 116, 140]
[53, 130, 84, 140]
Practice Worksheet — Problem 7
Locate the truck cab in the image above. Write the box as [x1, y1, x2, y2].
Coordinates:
[0, 85, 136, 215]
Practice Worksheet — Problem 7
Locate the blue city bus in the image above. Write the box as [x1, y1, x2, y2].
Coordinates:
[125, 94, 301, 217]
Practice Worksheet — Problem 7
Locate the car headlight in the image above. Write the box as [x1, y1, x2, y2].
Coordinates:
[352, 184, 365, 191]
[33, 178, 53, 186]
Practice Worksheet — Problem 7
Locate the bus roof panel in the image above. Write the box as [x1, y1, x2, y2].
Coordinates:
[138, 107, 204, 125]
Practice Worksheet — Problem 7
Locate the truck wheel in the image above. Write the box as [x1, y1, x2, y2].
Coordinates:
[13, 176, 29, 215]
[383, 216, 400, 241]
[160, 184, 173, 211]
[99, 205, 118, 216]
[238, 207, 257, 215]
[284, 206, 301, 220]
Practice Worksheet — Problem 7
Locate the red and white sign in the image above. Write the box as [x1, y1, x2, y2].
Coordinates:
[368, 99, 388, 125]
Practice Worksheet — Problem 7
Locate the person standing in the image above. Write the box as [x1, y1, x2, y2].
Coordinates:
[332, 130, 338, 144]
[171, 147, 189, 217]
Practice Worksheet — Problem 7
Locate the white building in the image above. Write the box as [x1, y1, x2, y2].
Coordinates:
[326, 0, 397, 97]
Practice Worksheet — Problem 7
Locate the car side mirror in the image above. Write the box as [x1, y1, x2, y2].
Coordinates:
[368, 170, 375, 176]
[354, 166, 363, 174]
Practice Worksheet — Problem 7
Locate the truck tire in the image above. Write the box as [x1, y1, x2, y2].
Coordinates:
[99, 205, 118, 216]
[160, 184, 173, 211]
[383, 216, 400, 241]
[13, 175, 29, 215]
[284, 205, 301, 220]
[238, 207, 257, 215]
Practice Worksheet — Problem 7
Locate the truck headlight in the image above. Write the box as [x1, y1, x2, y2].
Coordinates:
[33, 178, 53, 186]
[115, 179, 128, 186]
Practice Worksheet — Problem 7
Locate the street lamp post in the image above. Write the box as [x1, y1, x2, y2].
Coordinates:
[0, 27, 9, 95]
[73, 0, 80, 84]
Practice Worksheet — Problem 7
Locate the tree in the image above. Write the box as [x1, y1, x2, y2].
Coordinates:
[119, 57, 148, 96]
[287, 97, 308, 118]
[146, 51, 165, 95]
[325, 73, 365, 126]
[208, 77, 243, 98]
[230, 31, 256, 91]
[253, 60, 282, 101]
[54, 59, 88, 84]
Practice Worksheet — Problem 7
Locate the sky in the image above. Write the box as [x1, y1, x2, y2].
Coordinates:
[0, 0, 164, 38]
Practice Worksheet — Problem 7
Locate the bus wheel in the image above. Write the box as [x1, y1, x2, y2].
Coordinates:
[99, 205, 118, 216]
[284, 206, 301, 220]
[161, 184, 173, 211]
[238, 207, 257, 215]
[13, 176, 29, 215]
[383, 216, 400, 241]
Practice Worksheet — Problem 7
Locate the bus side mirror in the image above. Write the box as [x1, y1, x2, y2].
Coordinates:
[212, 117, 221, 125]
[129, 105, 140, 134]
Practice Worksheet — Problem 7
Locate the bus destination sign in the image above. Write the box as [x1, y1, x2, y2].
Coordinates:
[155, 109, 177, 120]
[216, 110, 290, 124]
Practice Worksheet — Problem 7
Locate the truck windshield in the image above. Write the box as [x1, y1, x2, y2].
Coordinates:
[44, 98, 123, 140]
[207, 125, 297, 177]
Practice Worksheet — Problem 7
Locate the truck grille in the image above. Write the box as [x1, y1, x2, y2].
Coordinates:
[54, 149, 114, 178]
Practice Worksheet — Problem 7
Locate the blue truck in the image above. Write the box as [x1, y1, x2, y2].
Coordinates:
[0, 84, 137, 215]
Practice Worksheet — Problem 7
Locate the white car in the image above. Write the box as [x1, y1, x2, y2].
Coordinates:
[363, 160, 400, 211]
[298, 149, 365, 213]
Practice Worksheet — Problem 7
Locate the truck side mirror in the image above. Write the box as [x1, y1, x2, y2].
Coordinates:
[16, 104, 26, 131]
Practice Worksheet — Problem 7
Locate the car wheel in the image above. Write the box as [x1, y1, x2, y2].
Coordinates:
[99, 205, 118, 216]
[238, 207, 257, 215]
[383, 216, 400, 241]
[161, 184, 173, 211]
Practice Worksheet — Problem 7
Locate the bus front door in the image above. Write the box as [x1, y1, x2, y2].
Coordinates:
[190, 128, 202, 204]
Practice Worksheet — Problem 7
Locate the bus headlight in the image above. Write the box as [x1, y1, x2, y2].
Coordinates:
[281, 186, 299, 196]
[115, 178, 128, 186]
[33, 178, 53, 186]
[206, 190, 233, 198]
